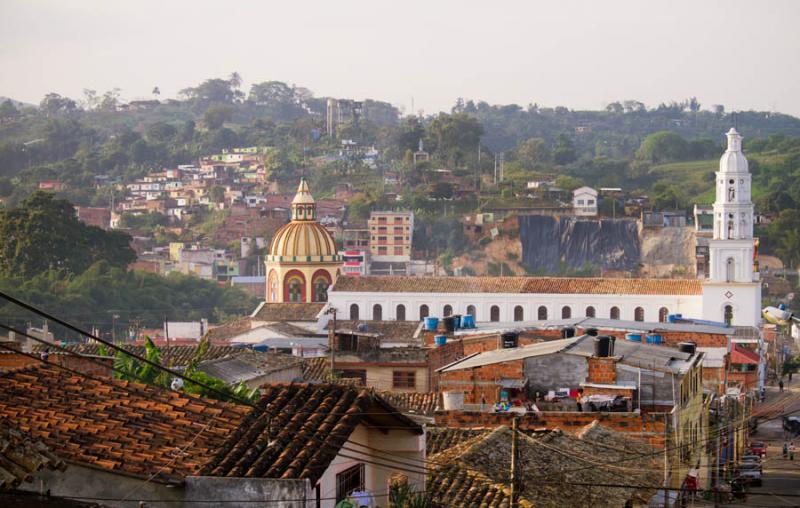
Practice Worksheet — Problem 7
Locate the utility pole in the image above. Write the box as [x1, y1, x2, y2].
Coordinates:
[164, 316, 170, 356]
[327, 307, 337, 378]
[510, 417, 519, 508]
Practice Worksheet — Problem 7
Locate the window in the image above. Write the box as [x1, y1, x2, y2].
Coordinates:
[443, 305, 453, 317]
[587, 199, 595, 205]
[562, 306, 571, 319]
[585, 306, 595, 318]
[396, 304, 406, 321]
[312, 275, 330, 303]
[491, 305, 500, 322]
[349, 303, 359, 320]
[724, 305, 733, 326]
[419, 305, 429, 319]
[577, 199, 584, 205]
[726, 257, 735, 282]
[393, 371, 416, 389]
[378, 246, 387, 255]
[538, 306, 548, 320]
[373, 304, 383, 321]
[513, 306, 524, 321]
[659, 307, 669, 323]
[634, 307, 644, 322]
[394, 246, 403, 255]
[336, 464, 365, 502]
[466, 305, 476, 318]
[394, 236, 403, 243]
[339, 335, 358, 352]
[610, 306, 620, 319]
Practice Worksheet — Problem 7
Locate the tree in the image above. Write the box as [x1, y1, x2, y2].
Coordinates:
[248, 81, 294, 106]
[606, 102, 623, 114]
[209, 185, 226, 203]
[0, 191, 135, 277]
[0, 100, 19, 121]
[203, 105, 234, 129]
[145, 122, 177, 142]
[152, 86, 161, 98]
[651, 181, 687, 210]
[553, 134, 576, 165]
[39, 93, 77, 117]
[429, 112, 483, 167]
[553, 175, 584, 192]
[516, 137, 550, 167]
[636, 131, 689, 163]
[180, 78, 238, 105]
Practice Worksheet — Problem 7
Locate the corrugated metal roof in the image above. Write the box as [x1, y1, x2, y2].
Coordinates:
[697, 347, 726, 368]
[439, 337, 582, 372]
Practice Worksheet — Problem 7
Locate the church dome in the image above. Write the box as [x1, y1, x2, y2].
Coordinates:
[268, 178, 338, 260]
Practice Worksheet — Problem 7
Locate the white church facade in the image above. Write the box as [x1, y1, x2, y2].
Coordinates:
[325, 129, 762, 329]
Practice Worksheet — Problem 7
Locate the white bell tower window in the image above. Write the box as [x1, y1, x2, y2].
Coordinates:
[726, 257, 735, 282]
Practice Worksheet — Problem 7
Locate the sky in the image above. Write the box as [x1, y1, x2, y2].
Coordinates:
[1, 0, 799, 116]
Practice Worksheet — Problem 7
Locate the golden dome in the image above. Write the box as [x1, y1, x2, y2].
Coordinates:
[269, 221, 337, 259]
[267, 178, 339, 261]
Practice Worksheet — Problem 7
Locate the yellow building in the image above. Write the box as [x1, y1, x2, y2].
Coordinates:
[265, 178, 341, 303]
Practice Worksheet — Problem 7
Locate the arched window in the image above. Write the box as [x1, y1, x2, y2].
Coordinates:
[659, 307, 669, 323]
[538, 306, 548, 320]
[396, 304, 406, 321]
[562, 306, 571, 319]
[283, 270, 306, 303]
[349, 304, 359, 320]
[267, 270, 278, 302]
[373, 304, 383, 321]
[634, 307, 645, 322]
[585, 306, 595, 318]
[490, 305, 500, 322]
[726, 257, 735, 282]
[419, 305, 429, 320]
[513, 306, 524, 322]
[443, 305, 453, 317]
[312, 271, 331, 303]
[724, 305, 733, 326]
[610, 306, 620, 320]
[466, 305, 476, 318]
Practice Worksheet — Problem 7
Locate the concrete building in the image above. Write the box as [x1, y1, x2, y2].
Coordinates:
[368, 210, 414, 275]
[572, 186, 598, 216]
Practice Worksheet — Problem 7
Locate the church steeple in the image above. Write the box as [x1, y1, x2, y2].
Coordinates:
[291, 177, 316, 221]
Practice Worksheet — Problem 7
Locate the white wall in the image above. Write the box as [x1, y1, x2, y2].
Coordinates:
[314, 424, 425, 508]
[330, 290, 704, 324]
[701, 282, 761, 327]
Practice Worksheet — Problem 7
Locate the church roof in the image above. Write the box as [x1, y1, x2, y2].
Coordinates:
[719, 127, 748, 173]
[331, 276, 703, 295]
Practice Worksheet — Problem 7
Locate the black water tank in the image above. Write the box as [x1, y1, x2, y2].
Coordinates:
[585, 328, 599, 337]
[594, 336, 612, 357]
[561, 327, 576, 339]
[443, 316, 456, 333]
[678, 342, 697, 355]
[501, 332, 519, 349]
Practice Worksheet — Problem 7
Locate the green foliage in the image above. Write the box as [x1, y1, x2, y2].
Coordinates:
[389, 483, 432, 508]
[0, 191, 135, 278]
[203, 105, 234, 129]
[429, 112, 483, 167]
[553, 174, 584, 191]
[516, 137, 550, 168]
[112, 335, 258, 403]
[636, 131, 689, 163]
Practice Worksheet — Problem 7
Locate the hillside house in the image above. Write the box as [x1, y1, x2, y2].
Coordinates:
[572, 186, 598, 216]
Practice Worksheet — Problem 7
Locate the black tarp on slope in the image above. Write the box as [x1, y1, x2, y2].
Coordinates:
[519, 215, 640, 272]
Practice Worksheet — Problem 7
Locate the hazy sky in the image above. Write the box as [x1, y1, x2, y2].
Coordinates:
[1, 0, 799, 116]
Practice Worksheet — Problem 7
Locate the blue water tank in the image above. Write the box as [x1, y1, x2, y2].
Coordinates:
[646, 334, 663, 345]
[461, 315, 475, 329]
[425, 317, 439, 331]
[625, 333, 643, 342]
[434, 335, 447, 347]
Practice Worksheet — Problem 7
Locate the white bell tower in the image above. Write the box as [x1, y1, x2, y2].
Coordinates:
[702, 128, 761, 327]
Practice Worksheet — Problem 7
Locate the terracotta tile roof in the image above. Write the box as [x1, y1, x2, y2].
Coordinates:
[201, 383, 422, 484]
[328, 320, 422, 343]
[433, 425, 660, 507]
[251, 303, 325, 322]
[731, 344, 760, 364]
[428, 462, 533, 508]
[333, 276, 703, 295]
[0, 364, 248, 482]
[380, 392, 438, 417]
[301, 357, 331, 381]
[32, 343, 246, 368]
[426, 428, 488, 455]
[0, 422, 66, 490]
[204, 317, 253, 341]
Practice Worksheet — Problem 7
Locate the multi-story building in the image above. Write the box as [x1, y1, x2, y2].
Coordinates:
[368, 211, 414, 275]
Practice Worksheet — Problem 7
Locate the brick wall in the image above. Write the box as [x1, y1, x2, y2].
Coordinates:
[586, 356, 617, 384]
[434, 410, 669, 447]
[576, 328, 727, 348]
[439, 359, 525, 404]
